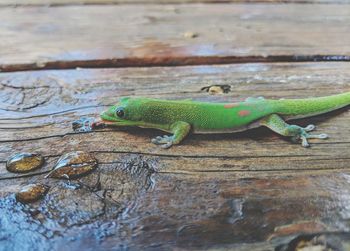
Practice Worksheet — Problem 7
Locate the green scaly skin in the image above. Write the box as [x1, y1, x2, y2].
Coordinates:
[100, 92, 350, 148]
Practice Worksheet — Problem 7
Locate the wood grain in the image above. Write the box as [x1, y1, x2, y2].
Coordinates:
[1, 0, 350, 249]
[1, 4, 350, 71]
[0, 62, 349, 249]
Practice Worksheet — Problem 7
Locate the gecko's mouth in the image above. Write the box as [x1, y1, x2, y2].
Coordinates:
[100, 115, 135, 126]
[101, 118, 119, 125]
[100, 118, 129, 126]
[100, 118, 139, 128]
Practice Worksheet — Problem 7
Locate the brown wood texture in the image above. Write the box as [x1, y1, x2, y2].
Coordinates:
[1, 3, 350, 72]
[0, 62, 349, 250]
[1, 1, 350, 250]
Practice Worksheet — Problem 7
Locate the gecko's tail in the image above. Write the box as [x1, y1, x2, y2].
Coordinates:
[271, 92, 350, 119]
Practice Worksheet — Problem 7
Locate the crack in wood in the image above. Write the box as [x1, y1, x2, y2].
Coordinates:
[0, 83, 54, 90]
[0, 82, 58, 111]
[0, 105, 109, 120]
[0, 170, 50, 180]
[158, 166, 350, 173]
[0, 123, 55, 130]
[1, 55, 350, 73]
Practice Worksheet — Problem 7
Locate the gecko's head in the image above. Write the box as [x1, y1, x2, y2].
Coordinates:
[100, 97, 142, 126]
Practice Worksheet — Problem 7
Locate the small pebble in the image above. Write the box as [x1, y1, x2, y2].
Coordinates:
[183, 32, 199, 38]
[208, 86, 225, 94]
[201, 84, 231, 94]
[15, 183, 50, 203]
[46, 151, 97, 179]
[6, 153, 44, 173]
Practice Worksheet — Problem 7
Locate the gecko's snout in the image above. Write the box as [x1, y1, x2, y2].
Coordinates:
[100, 110, 108, 118]
[100, 109, 115, 122]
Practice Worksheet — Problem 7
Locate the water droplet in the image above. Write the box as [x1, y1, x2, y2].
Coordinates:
[72, 117, 96, 132]
[6, 153, 44, 173]
[15, 184, 50, 203]
[46, 151, 97, 179]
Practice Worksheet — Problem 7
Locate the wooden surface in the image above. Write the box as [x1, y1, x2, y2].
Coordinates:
[0, 1, 350, 251]
[1, 3, 350, 72]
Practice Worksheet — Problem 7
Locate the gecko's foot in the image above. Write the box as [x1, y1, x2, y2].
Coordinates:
[151, 135, 175, 149]
[290, 124, 328, 147]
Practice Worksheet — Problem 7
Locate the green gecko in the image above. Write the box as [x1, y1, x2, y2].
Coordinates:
[99, 92, 350, 148]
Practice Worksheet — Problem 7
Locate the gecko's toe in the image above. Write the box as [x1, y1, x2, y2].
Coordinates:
[304, 124, 315, 132]
[151, 135, 174, 148]
[161, 141, 173, 149]
[151, 138, 159, 144]
[151, 138, 163, 145]
[297, 131, 328, 147]
[318, 133, 328, 139]
[301, 136, 310, 147]
[306, 133, 328, 139]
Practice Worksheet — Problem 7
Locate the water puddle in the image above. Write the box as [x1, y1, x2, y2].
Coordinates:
[71, 117, 97, 132]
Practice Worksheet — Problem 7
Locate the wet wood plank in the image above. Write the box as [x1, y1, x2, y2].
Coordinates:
[1, 3, 350, 72]
[0, 62, 349, 250]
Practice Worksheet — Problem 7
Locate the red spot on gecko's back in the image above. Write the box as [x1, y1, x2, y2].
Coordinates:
[224, 103, 239, 109]
[238, 110, 251, 117]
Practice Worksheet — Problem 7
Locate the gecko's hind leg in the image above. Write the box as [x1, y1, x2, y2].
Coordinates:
[260, 114, 328, 147]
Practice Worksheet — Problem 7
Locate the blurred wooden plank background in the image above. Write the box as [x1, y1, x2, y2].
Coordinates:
[0, 0, 349, 250]
[1, 3, 350, 71]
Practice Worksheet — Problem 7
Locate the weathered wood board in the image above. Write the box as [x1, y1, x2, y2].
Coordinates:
[0, 62, 349, 250]
[1, 3, 350, 71]
[1, 0, 350, 249]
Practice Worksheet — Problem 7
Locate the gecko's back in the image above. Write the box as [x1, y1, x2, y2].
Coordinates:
[135, 98, 274, 132]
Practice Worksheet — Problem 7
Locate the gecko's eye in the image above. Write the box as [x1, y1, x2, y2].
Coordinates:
[115, 107, 125, 118]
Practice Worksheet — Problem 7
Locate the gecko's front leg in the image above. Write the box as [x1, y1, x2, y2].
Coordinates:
[151, 121, 191, 149]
